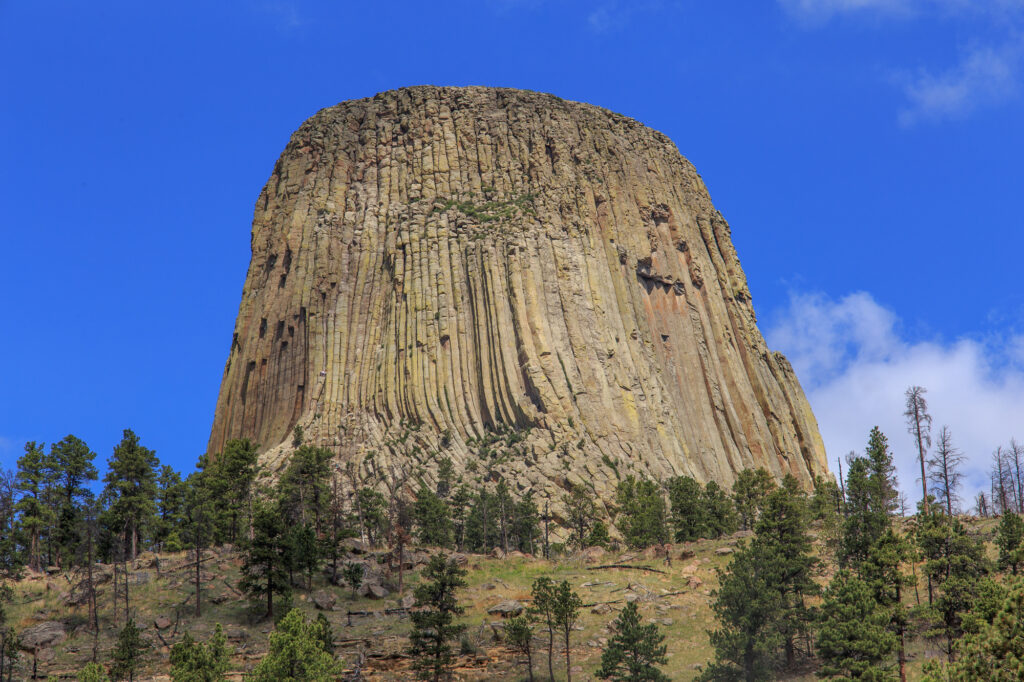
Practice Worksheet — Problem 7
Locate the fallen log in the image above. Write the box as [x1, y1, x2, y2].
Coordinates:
[586, 564, 667, 574]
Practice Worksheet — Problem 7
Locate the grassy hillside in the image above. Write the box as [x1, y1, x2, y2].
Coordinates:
[4, 518, 1000, 680]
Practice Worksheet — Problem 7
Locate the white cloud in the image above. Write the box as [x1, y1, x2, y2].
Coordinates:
[897, 46, 1019, 125]
[768, 291, 1024, 510]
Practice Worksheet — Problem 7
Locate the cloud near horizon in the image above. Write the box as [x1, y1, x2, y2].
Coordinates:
[779, 0, 1024, 124]
[767, 291, 1024, 510]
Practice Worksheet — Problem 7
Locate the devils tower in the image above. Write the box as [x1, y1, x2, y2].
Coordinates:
[208, 86, 828, 500]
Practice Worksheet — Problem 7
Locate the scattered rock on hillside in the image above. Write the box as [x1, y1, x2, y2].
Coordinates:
[20, 621, 65, 651]
[487, 600, 524, 618]
[312, 590, 336, 611]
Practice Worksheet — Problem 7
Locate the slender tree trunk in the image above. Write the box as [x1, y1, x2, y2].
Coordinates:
[546, 620, 555, 682]
[194, 540, 202, 617]
[525, 641, 534, 682]
[564, 629, 572, 682]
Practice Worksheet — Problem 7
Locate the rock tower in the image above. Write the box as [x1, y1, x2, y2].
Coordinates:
[208, 86, 828, 501]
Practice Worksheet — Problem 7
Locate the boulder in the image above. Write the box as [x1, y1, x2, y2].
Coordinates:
[590, 603, 612, 615]
[486, 600, 525, 618]
[312, 590, 337, 611]
[20, 621, 65, 651]
[154, 616, 172, 630]
[359, 582, 389, 600]
[715, 547, 734, 556]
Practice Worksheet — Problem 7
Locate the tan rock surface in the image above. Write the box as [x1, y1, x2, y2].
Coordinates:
[208, 86, 827, 504]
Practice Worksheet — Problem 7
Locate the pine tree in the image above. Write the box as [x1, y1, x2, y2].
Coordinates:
[154, 466, 186, 552]
[110, 619, 146, 682]
[250, 609, 343, 682]
[408, 554, 467, 681]
[615, 476, 669, 550]
[50, 434, 98, 566]
[169, 623, 231, 681]
[15, 441, 55, 571]
[278, 445, 332, 530]
[841, 457, 890, 568]
[732, 468, 775, 531]
[552, 580, 583, 682]
[862, 528, 912, 681]
[921, 578, 1024, 681]
[917, 513, 989, 660]
[596, 602, 670, 681]
[702, 481, 738, 539]
[355, 487, 387, 546]
[755, 480, 817, 668]
[816, 570, 897, 680]
[996, 512, 1024, 575]
[239, 501, 291, 618]
[103, 429, 158, 560]
[203, 439, 260, 543]
[342, 562, 364, 598]
[530, 577, 558, 682]
[563, 485, 597, 550]
[505, 615, 536, 682]
[702, 542, 783, 681]
[668, 475, 705, 542]
[413, 486, 454, 547]
[78, 662, 111, 682]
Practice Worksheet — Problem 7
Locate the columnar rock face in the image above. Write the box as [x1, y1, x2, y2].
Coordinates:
[208, 86, 828, 502]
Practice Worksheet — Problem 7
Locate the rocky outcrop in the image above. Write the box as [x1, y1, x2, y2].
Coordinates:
[208, 86, 828, 504]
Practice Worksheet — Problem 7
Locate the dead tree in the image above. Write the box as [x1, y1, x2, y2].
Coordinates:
[904, 386, 933, 515]
[927, 426, 964, 516]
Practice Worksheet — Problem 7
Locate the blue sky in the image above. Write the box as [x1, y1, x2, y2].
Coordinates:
[2, 0, 1022, 504]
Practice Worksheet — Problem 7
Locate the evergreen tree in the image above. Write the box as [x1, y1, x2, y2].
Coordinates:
[355, 487, 387, 546]
[756, 480, 817, 668]
[250, 609, 343, 682]
[435, 457, 455, 498]
[921, 578, 1024, 681]
[239, 501, 291, 618]
[155, 466, 186, 552]
[816, 570, 896, 680]
[530, 577, 558, 682]
[286, 522, 320, 591]
[702, 542, 782, 681]
[103, 429, 159, 560]
[408, 554, 467, 681]
[78, 663, 111, 682]
[615, 476, 669, 550]
[861, 528, 912, 680]
[342, 561, 364, 598]
[314, 613, 334, 655]
[596, 602, 670, 682]
[586, 520, 611, 548]
[50, 434, 98, 566]
[413, 486, 453, 547]
[278, 445, 332, 530]
[841, 458, 889, 568]
[702, 481, 738, 539]
[15, 441, 55, 571]
[551, 580, 583, 682]
[668, 475, 705, 542]
[110, 619, 146, 682]
[865, 427, 899, 517]
[449, 484, 472, 551]
[732, 468, 775, 531]
[511, 490, 541, 553]
[505, 615, 536, 682]
[563, 485, 597, 550]
[917, 513, 989, 660]
[204, 439, 259, 543]
[169, 624, 231, 682]
[997, 511, 1024, 575]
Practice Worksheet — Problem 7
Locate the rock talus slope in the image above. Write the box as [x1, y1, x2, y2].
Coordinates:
[208, 86, 828, 500]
